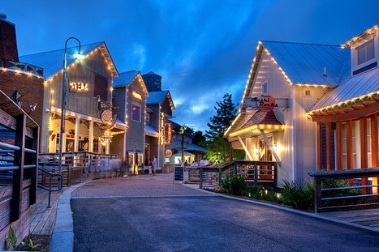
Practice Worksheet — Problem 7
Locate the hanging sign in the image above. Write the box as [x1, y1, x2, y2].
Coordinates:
[100, 109, 112, 123]
[257, 95, 276, 111]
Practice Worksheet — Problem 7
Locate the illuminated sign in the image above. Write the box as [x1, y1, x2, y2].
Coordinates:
[69, 82, 89, 92]
[132, 91, 142, 100]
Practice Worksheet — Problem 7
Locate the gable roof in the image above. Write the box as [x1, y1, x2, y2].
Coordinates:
[19, 41, 118, 79]
[113, 70, 140, 87]
[261, 41, 350, 86]
[146, 90, 175, 110]
[226, 40, 351, 138]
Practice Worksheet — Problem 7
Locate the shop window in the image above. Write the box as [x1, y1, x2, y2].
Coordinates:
[131, 103, 141, 122]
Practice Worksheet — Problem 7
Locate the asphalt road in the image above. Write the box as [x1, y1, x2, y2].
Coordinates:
[72, 195, 379, 252]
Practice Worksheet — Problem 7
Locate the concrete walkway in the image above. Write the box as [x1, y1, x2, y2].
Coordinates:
[30, 173, 379, 251]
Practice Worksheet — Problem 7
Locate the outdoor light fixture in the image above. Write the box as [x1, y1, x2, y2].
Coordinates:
[58, 37, 82, 175]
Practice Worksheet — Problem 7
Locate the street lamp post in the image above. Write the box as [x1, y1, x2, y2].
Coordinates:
[58, 37, 82, 175]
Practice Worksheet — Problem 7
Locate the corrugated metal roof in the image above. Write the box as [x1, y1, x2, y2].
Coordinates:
[113, 70, 140, 87]
[19, 41, 118, 79]
[146, 90, 169, 104]
[262, 41, 351, 86]
[311, 67, 379, 111]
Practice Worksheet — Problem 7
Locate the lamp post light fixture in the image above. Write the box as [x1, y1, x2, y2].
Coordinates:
[58, 37, 82, 175]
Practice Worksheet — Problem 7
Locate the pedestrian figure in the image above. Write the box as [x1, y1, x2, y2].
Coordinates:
[152, 156, 158, 175]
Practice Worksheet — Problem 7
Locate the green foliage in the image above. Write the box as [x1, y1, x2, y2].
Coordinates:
[21, 238, 41, 250]
[321, 179, 361, 207]
[7, 226, 17, 249]
[205, 137, 230, 163]
[247, 187, 283, 203]
[192, 130, 206, 147]
[282, 180, 314, 211]
[205, 93, 237, 140]
[220, 173, 247, 196]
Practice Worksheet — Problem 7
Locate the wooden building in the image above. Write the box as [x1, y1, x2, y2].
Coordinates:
[145, 90, 175, 171]
[113, 70, 148, 173]
[20, 41, 127, 157]
[224, 40, 350, 186]
[309, 25, 379, 191]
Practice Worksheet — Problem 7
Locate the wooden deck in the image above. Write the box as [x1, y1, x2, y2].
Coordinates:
[30, 187, 66, 235]
[320, 208, 379, 231]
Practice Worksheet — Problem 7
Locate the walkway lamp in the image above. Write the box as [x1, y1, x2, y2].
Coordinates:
[58, 37, 83, 175]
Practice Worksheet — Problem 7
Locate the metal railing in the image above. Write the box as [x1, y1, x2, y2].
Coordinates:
[38, 152, 122, 183]
[37, 167, 63, 208]
[309, 168, 379, 213]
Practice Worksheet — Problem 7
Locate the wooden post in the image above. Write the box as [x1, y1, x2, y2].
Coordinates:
[11, 114, 26, 221]
[360, 117, 368, 194]
[371, 114, 378, 194]
[336, 122, 343, 170]
[347, 120, 354, 186]
[317, 122, 322, 170]
[326, 122, 332, 171]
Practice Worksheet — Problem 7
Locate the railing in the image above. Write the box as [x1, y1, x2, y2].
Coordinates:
[309, 168, 379, 213]
[188, 160, 278, 189]
[37, 167, 63, 208]
[38, 152, 122, 184]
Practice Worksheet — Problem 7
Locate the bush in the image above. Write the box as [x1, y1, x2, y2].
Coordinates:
[220, 174, 247, 196]
[282, 180, 314, 211]
[248, 187, 283, 203]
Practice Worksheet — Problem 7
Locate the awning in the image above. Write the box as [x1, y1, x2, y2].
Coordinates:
[145, 124, 159, 137]
[229, 109, 285, 138]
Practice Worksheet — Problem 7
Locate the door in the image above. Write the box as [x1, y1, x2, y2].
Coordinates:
[259, 136, 273, 179]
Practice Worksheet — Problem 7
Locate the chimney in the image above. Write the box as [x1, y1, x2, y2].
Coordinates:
[0, 14, 19, 62]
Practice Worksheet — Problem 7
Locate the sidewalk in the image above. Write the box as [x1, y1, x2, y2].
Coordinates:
[31, 173, 379, 250]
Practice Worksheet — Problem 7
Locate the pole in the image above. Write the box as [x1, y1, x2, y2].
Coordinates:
[58, 37, 81, 175]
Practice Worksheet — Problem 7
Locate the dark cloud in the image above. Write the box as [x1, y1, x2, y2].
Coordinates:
[2, 0, 378, 131]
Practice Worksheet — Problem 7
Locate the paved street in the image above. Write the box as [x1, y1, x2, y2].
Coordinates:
[70, 174, 379, 252]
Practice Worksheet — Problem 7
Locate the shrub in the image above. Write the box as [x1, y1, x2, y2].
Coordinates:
[282, 180, 314, 211]
[220, 174, 247, 196]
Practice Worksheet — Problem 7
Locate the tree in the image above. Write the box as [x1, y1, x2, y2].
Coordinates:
[205, 93, 243, 163]
[205, 93, 237, 141]
[192, 130, 206, 147]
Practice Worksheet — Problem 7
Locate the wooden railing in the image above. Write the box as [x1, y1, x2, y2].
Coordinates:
[0, 90, 39, 227]
[186, 160, 278, 189]
[309, 168, 379, 213]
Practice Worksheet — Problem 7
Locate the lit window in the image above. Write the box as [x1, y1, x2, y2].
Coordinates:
[357, 39, 374, 65]
[131, 103, 141, 122]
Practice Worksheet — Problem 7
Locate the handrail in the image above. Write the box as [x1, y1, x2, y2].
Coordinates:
[309, 167, 379, 213]
[37, 167, 63, 208]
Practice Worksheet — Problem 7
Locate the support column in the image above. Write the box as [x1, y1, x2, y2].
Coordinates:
[89, 121, 94, 152]
[74, 117, 80, 152]
[360, 117, 368, 194]
[347, 120, 354, 186]
[371, 114, 378, 194]
[317, 122, 322, 170]
[336, 122, 343, 170]
[326, 122, 332, 171]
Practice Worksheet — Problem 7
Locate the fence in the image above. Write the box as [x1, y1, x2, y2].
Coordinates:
[0, 90, 39, 249]
[185, 160, 278, 189]
[309, 168, 379, 213]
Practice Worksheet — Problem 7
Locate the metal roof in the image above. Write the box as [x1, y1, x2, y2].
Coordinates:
[146, 90, 175, 111]
[262, 41, 351, 86]
[311, 67, 379, 111]
[113, 70, 140, 88]
[19, 41, 118, 79]
[145, 124, 159, 137]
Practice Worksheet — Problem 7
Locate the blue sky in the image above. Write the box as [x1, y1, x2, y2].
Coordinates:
[1, 0, 379, 132]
